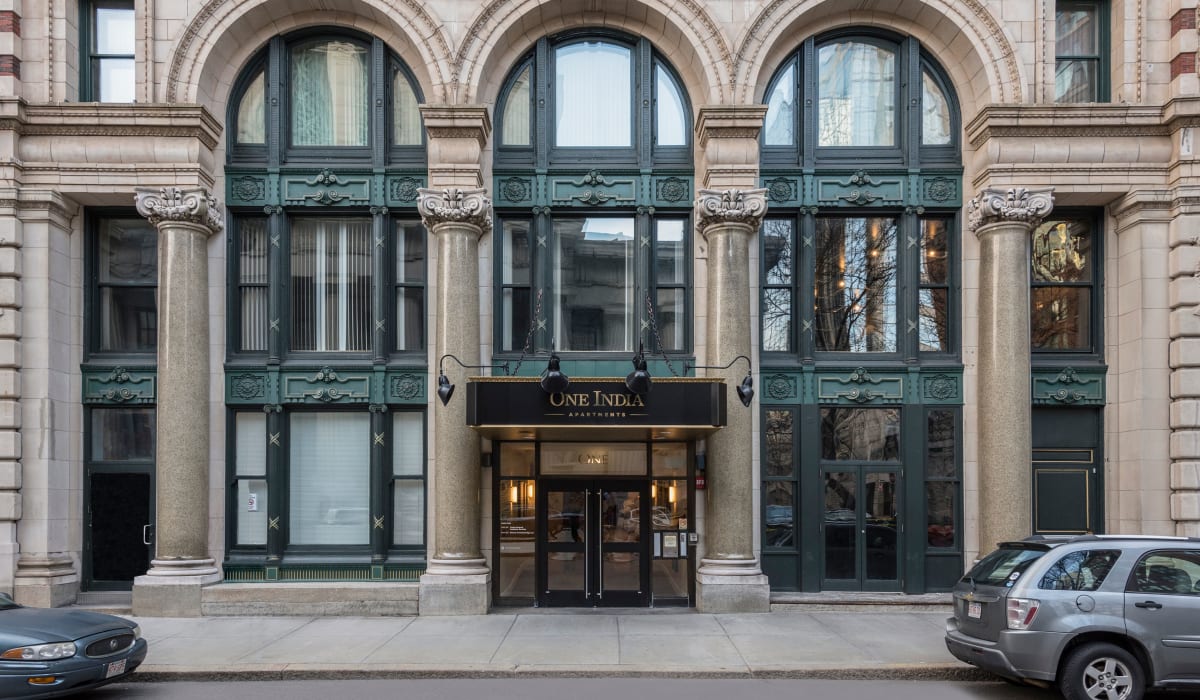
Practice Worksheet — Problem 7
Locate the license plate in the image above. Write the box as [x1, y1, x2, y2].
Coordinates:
[968, 601, 982, 619]
[104, 658, 127, 679]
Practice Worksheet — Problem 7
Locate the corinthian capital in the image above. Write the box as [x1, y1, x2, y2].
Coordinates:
[695, 188, 769, 232]
[967, 187, 1055, 234]
[134, 186, 224, 235]
[416, 187, 493, 234]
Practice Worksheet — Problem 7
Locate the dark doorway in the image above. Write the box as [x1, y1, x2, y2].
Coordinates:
[1032, 407, 1102, 534]
[86, 471, 153, 589]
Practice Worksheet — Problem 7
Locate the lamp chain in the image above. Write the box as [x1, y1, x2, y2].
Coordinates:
[510, 288, 545, 376]
[645, 294, 679, 378]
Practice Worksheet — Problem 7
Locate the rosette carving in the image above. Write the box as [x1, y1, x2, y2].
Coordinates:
[695, 188, 768, 231]
[134, 186, 224, 235]
[967, 187, 1054, 234]
[416, 187, 493, 234]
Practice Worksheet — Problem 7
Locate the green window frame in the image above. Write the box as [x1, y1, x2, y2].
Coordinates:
[1030, 211, 1102, 357]
[1055, 1, 1109, 103]
[86, 211, 158, 358]
[81, 0, 135, 102]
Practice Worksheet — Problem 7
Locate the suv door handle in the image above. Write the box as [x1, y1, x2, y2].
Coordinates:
[1134, 600, 1163, 610]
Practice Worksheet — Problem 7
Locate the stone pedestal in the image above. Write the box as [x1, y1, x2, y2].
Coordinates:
[969, 187, 1054, 554]
[132, 187, 223, 616]
[418, 187, 492, 615]
[694, 188, 770, 613]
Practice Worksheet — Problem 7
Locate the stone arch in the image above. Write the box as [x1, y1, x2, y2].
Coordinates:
[454, 0, 733, 109]
[734, 0, 1025, 117]
[163, 0, 454, 110]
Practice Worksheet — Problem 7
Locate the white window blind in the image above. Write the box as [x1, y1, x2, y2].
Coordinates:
[289, 413, 370, 544]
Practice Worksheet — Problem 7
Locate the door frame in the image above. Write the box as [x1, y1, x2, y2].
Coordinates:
[537, 477, 650, 607]
[83, 463, 156, 591]
[819, 465, 902, 592]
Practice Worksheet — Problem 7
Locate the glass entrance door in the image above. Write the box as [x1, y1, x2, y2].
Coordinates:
[821, 468, 901, 590]
[86, 470, 153, 589]
[539, 479, 648, 606]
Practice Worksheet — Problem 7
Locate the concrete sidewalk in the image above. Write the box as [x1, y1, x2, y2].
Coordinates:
[126, 609, 987, 681]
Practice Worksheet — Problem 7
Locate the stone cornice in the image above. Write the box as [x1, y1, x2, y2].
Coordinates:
[965, 104, 1186, 148]
[695, 105, 768, 150]
[419, 105, 492, 147]
[0, 99, 222, 149]
[135, 186, 224, 235]
[695, 188, 768, 231]
[967, 187, 1055, 234]
[416, 187, 492, 234]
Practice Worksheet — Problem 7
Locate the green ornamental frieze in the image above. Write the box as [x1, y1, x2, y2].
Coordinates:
[759, 171, 963, 210]
[757, 367, 962, 406]
[818, 367, 904, 404]
[817, 170, 905, 207]
[283, 169, 371, 206]
[227, 169, 424, 209]
[550, 170, 637, 206]
[283, 366, 371, 404]
[1032, 366, 1106, 405]
[225, 367, 427, 405]
[83, 366, 156, 404]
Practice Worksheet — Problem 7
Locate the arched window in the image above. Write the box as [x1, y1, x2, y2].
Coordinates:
[222, 30, 429, 574]
[757, 30, 964, 595]
[493, 31, 693, 355]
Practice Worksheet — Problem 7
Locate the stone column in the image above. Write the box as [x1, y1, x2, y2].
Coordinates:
[417, 187, 491, 615]
[695, 188, 770, 613]
[968, 187, 1053, 554]
[132, 186, 223, 616]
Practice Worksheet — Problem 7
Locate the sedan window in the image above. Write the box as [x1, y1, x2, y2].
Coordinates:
[1128, 550, 1200, 595]
[1038, 549, 1119, 591]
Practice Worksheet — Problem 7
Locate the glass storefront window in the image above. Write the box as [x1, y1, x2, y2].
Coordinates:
[540, 443, 647, 476]
[820, 408, 901, 461]
[290, 218, 372, 352]
[289, 413, 370, 545]
[235, 413, 267, 546]
[552, 217, 636, 352]
[814, 217, 898, 352]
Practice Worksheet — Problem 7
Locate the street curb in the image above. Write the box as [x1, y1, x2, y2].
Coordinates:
[128, 664, 994, 683]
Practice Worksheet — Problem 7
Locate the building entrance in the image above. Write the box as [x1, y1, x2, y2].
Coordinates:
[85, 469, 154, 590]
[821, 467, 901, 591]
[539, 479, 648, 606]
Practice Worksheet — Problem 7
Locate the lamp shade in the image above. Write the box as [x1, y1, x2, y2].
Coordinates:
[437, 372, 454, 406]
[736, 373, 754, 407]
[540, 354, 570, 394]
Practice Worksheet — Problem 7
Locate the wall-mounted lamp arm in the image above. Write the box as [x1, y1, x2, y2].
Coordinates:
[436, 354, 511, 406]
[683, 355, 755, 408]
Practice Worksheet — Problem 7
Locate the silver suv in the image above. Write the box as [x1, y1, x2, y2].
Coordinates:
[945, 535, 1200, 700]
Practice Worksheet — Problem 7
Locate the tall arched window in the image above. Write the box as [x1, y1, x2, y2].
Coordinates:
[221, 30, 429, 581]
[757, 30, 965, 595]
[492, 31, 693, 356]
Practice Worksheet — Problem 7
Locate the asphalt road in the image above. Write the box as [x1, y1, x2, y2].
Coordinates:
[69, 678, 1068, 700]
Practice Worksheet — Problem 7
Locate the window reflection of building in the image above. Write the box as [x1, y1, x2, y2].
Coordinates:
[1032, 218, 1093, 350]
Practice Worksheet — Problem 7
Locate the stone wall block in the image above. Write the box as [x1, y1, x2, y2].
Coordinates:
[1177, 521, 1200, 538]
[0, 399, 21, 429]
[1170, 277, 1200, 309]
[1172, 461, 1200, 489]
[1171, 491, 1200, 520]
[1171, 338, 1200, 367]
[0, 247, 21, 278]
[0, 339, 20, 369]
[1171, 307, 1200, 338]
[1172, 368, 1200, 397]
[0, 459, 18, 489]
[0, 278, 20, 309]
[1172, 399, 1200, 428]
[0, 370, 21, 398]
[1171, 429, 1200, 459]
[1169, 245, 1200, 279]
[0, 308, 20, 338]
[0, 492, 18, 521]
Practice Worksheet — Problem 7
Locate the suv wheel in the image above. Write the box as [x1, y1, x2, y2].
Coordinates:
[1060, 642, 1143, 700]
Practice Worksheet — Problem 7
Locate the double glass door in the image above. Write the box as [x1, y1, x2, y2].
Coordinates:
[539, 479, 648, 606]
[822, 467, 901, 590]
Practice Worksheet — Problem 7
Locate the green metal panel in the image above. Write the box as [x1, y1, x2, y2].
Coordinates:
[226, 370, 271, 404]
[815, 367, 904, 404]
[281, 366, 371, 404]
[920, 373, 962, 404]
[815, 170, 905, 208]
[1034, 469, 1092, 534]
[227, 173, 270, 207]
[759, 368, 961, 406]
[651, 175, 693, 207]
[918, 174, 961, 207]
[762, 176, 801, 206]
[549, 170, 638, 207]
[762, 373, 800, 401]
[495, 175, 536, 206]
[1032, 366, 1106, 405]
[384, 175, 425, 206]
[82, 366, 156, 404]
[384, 370, 427, 404]
[222, 563, 425, 583]
[281, 169, 372, 207]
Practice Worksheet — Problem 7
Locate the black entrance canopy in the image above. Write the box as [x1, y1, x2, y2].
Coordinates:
[464, 377, 728, 440]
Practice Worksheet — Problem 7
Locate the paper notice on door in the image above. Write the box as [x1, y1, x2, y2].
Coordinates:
[247, 493, 259, 512]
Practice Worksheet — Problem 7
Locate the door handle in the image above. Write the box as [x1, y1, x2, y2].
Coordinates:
[1135, 600, 1163, 610]
[597, 490, 604, 599]
[142, 524, 153, 546]
[584, 490, 591, 599]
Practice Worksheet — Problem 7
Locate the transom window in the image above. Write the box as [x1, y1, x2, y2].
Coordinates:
[494, 31, 693, 356]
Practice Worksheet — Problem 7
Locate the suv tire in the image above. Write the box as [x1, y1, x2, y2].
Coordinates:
[1060, 642, 1143, 700]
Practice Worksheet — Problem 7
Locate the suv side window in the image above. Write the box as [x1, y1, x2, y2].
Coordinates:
[1038, 549, 1119, 591]
[1128, 550, 1200, 595]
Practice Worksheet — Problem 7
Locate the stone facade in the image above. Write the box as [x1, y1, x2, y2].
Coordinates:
[0, 0, 1194, 611]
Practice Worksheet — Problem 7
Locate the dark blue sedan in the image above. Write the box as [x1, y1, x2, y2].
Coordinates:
[0, 592, 147, 698]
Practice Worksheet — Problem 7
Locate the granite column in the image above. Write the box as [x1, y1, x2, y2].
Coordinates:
[969, 187, 1054, 554]
[132, 187, 223, 616]
[695, 188, 771, 612]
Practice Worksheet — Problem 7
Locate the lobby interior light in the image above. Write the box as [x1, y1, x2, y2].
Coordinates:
[539, 352, 570, 394]
[684, 355, 755, 408]
[437, 354, 510, 406]
[625, 342, 652, 395]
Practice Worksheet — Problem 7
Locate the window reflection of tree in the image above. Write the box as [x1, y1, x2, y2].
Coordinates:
[1031, 219, 1091, 350]
[762, 221, 794, 352]
[820, 408, 901, 461]
[815, 217, 898, 352]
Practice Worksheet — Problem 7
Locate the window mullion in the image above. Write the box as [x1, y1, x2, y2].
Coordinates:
[799, 212, 816, 360]
[372, 210, 388, 362]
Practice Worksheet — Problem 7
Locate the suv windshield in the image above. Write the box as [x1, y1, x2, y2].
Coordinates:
[963, 546, 1048, 586]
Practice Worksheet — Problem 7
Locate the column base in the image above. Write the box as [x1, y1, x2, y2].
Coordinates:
[132, 559, 222, 617]
[696, 557, 770, 613]
[419, 562, 490, 616]
[14, 554, 78, 608]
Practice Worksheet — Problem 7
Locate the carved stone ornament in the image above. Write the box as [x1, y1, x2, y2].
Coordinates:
[134, 186, 224, 235]
[967, 187, 1054, 234]
[416, 187, 493, 234]
[695, 188, 769, 231]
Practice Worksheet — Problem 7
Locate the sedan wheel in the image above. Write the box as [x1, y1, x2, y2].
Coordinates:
[1060, 642, 1143, 700]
